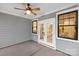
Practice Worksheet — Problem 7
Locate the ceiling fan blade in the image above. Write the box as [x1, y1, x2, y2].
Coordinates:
[32, 8, 40, 11]
[14, 8, 25, 10]
[31, 11, 37, 15]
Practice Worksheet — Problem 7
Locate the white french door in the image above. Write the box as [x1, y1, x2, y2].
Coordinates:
[38, 18, 56, 49]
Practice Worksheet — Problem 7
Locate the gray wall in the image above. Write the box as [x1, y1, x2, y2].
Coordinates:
[56, 39, 79, 55]
[56, 6, 79, 56]
[34, 5, 79, 55]
[0, 12, 32, 48]
[32, 34, 38, 42]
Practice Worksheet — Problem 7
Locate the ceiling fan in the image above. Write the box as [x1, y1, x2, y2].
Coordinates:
[14, 3, 40, 15]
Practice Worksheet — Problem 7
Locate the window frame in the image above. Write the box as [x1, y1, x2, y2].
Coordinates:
[58, 10, 78, 40]
[32, 20, 37, 34]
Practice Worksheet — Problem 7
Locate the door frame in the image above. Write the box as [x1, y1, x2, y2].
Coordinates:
[37, 18, 56, 49]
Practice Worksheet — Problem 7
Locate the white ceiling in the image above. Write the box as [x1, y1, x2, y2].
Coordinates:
[0, 3, 77, 20]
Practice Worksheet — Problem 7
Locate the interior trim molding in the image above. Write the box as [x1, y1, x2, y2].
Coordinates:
[35, 4, 78, 19]
[0, 10, 31, 20]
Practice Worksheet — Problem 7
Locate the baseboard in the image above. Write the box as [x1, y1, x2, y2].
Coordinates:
[56, 49, 71, 56]
[38, 41, 56, 50]
[0, 40, 31, 49]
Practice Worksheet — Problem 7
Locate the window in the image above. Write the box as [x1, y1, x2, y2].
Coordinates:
[32, 20, 37, 34]
[58, 10, 78, 40]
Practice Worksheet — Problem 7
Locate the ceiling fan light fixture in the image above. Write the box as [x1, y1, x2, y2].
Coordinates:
[15, 3, 40, 15]
[26, 10, 31, 15]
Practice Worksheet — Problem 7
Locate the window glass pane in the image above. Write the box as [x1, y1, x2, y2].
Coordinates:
[59, 15, 63, 20]
[69, 12, 76, 18]
[59, 19, 64, 25]
[69, 18, 76, 25]
[33, 22, 37, 26]
[64, 26, 76, 39]
[32, 20, 37, 33]
[33, 28, 36, 32]
[59, 26, 64, 37]
[58, 10, 78, 40]
[64, 14, 69, 19]
[64, 19, 70, 25]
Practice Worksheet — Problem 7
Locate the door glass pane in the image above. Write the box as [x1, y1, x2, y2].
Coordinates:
[47, 23, 52, 43]
[40, 24, 44, 40]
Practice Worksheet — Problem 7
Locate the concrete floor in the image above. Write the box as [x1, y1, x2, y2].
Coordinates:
[0, 40, 69, 56]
